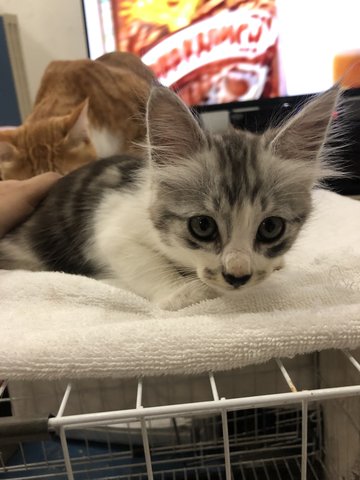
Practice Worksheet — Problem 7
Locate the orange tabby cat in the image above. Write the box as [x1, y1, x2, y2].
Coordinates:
[0, 52, 157, 180]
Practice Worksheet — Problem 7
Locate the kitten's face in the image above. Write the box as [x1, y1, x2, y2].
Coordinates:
[0, 101, 96, 180]
[146, 86, 339, 295]
[150, 132, 310, 293]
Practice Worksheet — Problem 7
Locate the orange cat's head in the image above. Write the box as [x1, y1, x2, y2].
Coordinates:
[0, 101, 97, 180]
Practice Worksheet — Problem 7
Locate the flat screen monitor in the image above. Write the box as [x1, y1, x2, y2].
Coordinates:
[82, 0, 360, 108]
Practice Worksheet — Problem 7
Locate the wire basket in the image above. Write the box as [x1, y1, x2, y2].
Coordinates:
[1, 349, 360, 479]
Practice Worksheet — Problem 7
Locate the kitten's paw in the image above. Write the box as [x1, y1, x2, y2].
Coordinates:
[156, 296, 186, 311]
[155, 286, 218, 311]
[155, 293, 196, 311]
[274, 258, 285, 271]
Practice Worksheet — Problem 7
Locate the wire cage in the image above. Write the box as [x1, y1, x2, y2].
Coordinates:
[1, 348, 359, 480]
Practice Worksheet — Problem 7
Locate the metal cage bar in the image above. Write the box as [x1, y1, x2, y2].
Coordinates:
[343, 350, 360, 373]
[301, 400, 308, 480]
[47, 384, 360, 431]
[137, 378, 154, 480]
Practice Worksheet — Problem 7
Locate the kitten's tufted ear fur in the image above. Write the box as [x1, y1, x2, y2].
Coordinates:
[0, 141, 20, 179]
[269, 86, 340, 170]
[65, 99, 90, 146]
[146, 87, 207, 166]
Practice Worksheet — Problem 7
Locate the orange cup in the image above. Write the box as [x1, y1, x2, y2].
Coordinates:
[333, 50, 360, 88]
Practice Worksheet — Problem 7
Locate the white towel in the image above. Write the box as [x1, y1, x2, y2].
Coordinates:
[1, 189, 360, 380]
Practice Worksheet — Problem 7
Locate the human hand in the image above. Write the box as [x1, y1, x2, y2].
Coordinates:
[0, 172, 61, 238]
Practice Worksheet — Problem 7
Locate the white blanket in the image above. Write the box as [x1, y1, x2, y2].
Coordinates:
[1, 190, 360, 380]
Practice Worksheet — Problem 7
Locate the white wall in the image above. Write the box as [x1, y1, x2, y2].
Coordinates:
[0, 0, 87, 104]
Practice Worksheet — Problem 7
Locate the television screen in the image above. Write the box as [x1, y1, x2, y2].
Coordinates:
[82, 0, 360, 107]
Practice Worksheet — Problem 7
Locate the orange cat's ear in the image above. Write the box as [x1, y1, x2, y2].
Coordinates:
[65, 99, 90, 146]
[0, 142, 20, 179]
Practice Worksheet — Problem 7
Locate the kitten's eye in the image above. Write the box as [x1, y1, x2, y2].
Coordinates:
[188, 216, 218, 242]
[257, 217, 285, 243]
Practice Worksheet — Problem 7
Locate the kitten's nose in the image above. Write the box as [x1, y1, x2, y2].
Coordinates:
[222, 272, 252, 288]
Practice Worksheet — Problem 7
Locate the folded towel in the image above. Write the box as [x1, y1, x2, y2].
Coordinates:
[1, 189, 359, 380]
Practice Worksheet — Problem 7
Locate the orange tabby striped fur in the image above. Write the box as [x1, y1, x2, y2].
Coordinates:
[0, 52, 156, 180]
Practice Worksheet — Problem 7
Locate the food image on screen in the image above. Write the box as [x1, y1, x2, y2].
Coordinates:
[112, 0, 279, 105]
[85, 0, 360, 107]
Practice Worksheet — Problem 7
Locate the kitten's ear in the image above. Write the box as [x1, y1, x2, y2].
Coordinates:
[146, 87, 207, 166]
[66, 99, 90, 145]
[0, 141, 19, 179]
[269, 86, 340, 165]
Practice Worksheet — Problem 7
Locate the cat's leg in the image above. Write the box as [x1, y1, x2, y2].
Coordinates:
[101, 273, 218, 310]
[97, 241, 219, 310]
[0, 236, 44, 271]
[155, 282, 219, 311]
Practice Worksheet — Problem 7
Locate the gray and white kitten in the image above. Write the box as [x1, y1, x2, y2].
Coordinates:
[0, 86, 340, 310]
